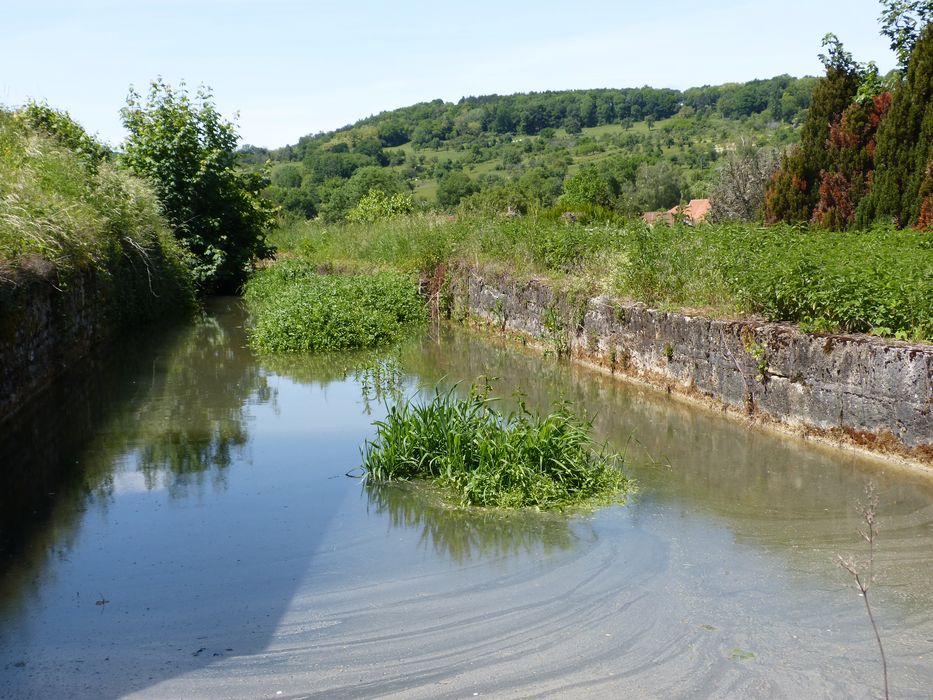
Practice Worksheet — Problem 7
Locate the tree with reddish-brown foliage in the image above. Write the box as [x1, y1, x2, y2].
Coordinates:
[811, 92, 892, 229]
[859, 22, 933, 228]
[764, 35, 862, 225]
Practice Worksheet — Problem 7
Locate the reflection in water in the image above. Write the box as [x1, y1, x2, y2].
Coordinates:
[261, 339, 412, 414]
[0, 298, 272, 596]
[91, 300, 273, 499]
[365, 481, 581, 563]
[3, 307, 933, 698]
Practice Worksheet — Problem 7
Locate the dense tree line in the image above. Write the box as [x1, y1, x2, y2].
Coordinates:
[249, 76, 813, 221]
[275, 76, 813, 161]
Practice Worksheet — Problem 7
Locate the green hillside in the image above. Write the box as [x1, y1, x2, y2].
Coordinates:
[240, 76, 817, 221]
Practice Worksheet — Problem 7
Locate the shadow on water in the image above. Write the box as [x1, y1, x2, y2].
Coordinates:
[0, 298, 339, 698]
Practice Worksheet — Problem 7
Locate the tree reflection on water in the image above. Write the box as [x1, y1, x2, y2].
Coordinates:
[93, 305, 274, 499]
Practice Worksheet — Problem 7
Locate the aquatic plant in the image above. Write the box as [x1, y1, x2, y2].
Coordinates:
[244, 260, 425, 352]
[361, 385, 631, 510]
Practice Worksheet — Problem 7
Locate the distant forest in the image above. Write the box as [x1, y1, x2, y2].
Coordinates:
[240, 75, 818, 220]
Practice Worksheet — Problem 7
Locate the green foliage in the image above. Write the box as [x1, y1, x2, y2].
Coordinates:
[879, 0, 933, 68]
[243, 261, 425, 352]
[718, 226, 932, 340]
[0, 106, 194, 321]
[121, 79, 276, 293]
[250, 78, 809, 217]
[20, 102, 112, 170]
[765, 43, 863, 223]
[437, 171, 477, 207]
[270, 214, 931, 342]
[361, 386, 631, 510]
[560, 166, 618, 208]
[347, 189, 414, 223]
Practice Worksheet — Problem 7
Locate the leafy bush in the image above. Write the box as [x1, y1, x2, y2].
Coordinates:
[362, 386, 631, 510]
[244, 261, 425, 352]
[346, 188, 414, 223]
[121, 79, 276, 293]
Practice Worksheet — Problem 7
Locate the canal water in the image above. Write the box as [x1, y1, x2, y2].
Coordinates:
[1, 298, 932, 699]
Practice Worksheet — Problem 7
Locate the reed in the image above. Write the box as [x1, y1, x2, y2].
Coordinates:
[361, 386, 631, 510]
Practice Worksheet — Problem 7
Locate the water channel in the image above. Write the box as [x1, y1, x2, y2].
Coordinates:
[1, 298, 932, 698]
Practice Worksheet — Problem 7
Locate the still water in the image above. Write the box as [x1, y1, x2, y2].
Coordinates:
[1, 298, 932, 699]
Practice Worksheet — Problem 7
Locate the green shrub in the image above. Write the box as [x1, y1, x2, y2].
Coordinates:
[244, 261, 425, 352]
[362, 386, 632, 510]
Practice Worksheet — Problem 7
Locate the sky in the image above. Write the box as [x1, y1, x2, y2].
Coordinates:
[2, 0, 897, 149]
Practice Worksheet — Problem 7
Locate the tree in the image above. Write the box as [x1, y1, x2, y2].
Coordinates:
[859, 21, 933, 227]
[560, 166, 618, 208]
[121, 79, 275, 293]
[764, 35, 862, 223]
[879, 0, 933, 68]
[632, 161, 685, 211]
[437, 171, 477, 207]
[709, 141, 780, 222]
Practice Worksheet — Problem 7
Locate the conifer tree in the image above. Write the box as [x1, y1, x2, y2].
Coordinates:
[764, 36, 861, 223]
[858, 22, 933, 228]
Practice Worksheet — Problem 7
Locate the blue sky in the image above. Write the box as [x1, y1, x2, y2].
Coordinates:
[2, 0, 896, 148]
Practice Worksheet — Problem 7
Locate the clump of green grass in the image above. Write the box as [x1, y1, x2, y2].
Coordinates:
[361, 386, 632, 510]
[243, 259, 425, 352]
[0, 105, 194, 322]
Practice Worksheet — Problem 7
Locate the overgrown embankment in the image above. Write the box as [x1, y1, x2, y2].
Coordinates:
[0, 107, 194, 421]
[243, 259, 425, 352]
[447, 265, 932, 465]
[273, 214, 931, 343]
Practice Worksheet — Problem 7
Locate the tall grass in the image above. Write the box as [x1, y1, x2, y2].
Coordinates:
[362, 386, 631, 510]
[243, 259, 425, 352]
[0, 107, 193, 320]
[271, 214, 932, 342]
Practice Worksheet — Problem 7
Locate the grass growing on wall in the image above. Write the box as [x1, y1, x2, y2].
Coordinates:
[0, 107, 194, 321]
[361, 385, 631, 510]
[243, 259, 425, 352]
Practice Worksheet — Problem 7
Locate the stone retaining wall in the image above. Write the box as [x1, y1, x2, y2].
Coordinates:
[446, 267, 933, 464]
[0, 269, 110, 423]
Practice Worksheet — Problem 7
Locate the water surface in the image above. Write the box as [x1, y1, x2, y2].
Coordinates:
[1, 299, 932, 699]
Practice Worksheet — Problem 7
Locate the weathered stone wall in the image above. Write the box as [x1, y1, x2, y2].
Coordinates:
[0, 269, 110, 423]
[448, 267, 933, 463]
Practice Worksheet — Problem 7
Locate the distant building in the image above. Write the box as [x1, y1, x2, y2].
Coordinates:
[642, 198, 711, 226]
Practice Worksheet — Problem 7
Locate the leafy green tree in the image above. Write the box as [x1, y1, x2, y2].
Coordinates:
[560, 166, 618, 208]
[437, 171, 477, 207]
[632, 161, 686, 211]
[879, 0, 933, 68]
[317, 166, 406, 221]
[120, 79, 275, 292]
